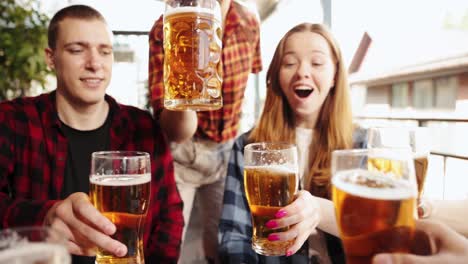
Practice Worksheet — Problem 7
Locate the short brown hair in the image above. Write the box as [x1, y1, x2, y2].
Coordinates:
[48, 5, 106, 49]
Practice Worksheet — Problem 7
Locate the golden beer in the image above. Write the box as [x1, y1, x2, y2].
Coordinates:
[90, 174, 151, 264]
[332, 169, 416, 264]
[244, 165, 298, 256]
[163, 7, 223, 111]
[413, 155, 428, 199]
[368, 155, 428, 199]
[368, 157, 404, 177]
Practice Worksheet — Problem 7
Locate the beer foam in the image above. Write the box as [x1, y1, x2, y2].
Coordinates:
[413, 153, 429, 159]
[332, 169, 415, 200]
[165, 6, 221, 21]
[244, 165, 298, 175]
[90, 174, 151, 186]
[0, 242, 71, 263]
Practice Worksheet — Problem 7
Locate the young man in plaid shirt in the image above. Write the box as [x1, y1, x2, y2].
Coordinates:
[0, 5, 183, 263]
[148, 0, 262, 262]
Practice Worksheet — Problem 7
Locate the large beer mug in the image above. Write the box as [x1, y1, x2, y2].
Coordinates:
[331, 148, 418, 264]
[0, 226, 71, 264]
[90, 151, 151, 264]
[368, 127, 430, 201]
[163, 0, 223, 111]
[244, 143, 298, 256]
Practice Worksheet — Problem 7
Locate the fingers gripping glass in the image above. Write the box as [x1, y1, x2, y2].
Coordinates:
[243, 142, 299, 256]
[89, 151, 151, 264]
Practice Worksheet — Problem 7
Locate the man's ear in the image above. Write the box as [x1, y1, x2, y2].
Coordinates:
[44, 47, 55, 70]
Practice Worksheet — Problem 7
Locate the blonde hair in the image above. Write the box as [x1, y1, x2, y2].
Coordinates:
[249, 23, 353, 198]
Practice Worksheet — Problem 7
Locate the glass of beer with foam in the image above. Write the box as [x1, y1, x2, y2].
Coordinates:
[0, 226, 71, 264]
[90, 151, 151, 264]
[368, 127, 430, 202]
[244, 143, 298, 256]
[331, 148, 418, 264]
[163, 0, 223, 111]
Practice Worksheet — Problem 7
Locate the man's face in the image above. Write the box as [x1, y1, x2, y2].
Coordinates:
[45, 18, 113, 106]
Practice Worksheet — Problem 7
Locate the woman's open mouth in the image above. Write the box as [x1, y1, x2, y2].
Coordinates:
[294, 88, 314, 98]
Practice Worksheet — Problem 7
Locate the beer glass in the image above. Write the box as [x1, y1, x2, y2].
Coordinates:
[331, 148, 418, 264]
[90, 151, 151, 264]
[163, 0, 223, 111]
[0, 226, 71, 264]
[368, 127, 430, 201]
[244, 143, 298, 256]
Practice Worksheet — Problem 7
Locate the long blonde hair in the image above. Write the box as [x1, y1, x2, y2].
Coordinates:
[249, 23, 353, 198]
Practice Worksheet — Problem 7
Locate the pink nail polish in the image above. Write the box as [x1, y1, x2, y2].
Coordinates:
[265, 220, 278, 228]
[275, 210, 287, 218]
[267, 234, 280, 241]
[286, 250, 293, 257]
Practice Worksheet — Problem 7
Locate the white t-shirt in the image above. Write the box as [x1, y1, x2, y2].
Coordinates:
[295, 127, 332, 264]
[295, 127, 313, 187]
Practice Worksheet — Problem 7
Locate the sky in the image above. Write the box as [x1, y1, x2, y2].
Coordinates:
[332, 0, 468, 67]
[41, 0, 468, 69]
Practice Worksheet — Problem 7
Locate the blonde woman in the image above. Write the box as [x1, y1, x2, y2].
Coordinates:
[218, 23, 366, 263]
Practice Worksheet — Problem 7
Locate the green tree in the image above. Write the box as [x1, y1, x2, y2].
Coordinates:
[0, 0, 50, 100]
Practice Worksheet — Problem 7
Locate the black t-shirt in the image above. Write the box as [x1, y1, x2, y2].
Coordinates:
[60, 113, 111, 264]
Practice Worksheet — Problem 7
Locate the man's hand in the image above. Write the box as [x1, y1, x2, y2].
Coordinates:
[159, 107, 198, 143]
[44, 192, 127, 257]
[373, 220, 468, 264]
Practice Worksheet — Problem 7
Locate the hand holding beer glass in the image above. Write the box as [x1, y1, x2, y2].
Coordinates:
[90, 151, 151, 264]
[163, 0, 223, 111]
[244, 143, 298, 256]
[0, 226, 71, 264]
[331, 148, 418, 264]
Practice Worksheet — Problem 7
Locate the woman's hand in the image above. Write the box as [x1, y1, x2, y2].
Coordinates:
[265, 190, 321, 256]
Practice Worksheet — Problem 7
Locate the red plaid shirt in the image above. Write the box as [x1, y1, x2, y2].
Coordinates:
[149, 1, 262, 143]
[0, 92, 183, 263]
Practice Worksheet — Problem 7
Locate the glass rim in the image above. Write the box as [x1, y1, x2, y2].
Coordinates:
[369, 126, 429, 131]
[244, 142, 297, 152]
[332, 148, 413, 157]
[91, 151, 149, 159]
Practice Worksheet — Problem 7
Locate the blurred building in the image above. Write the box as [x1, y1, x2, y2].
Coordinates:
[348, 29, 468, 200]
[349, 30, 468, 117]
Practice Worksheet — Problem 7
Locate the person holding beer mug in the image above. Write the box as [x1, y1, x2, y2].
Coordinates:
[0, 5, 183, 263]
[219, 23, 367, 263]
[149, 0, 262, 262]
